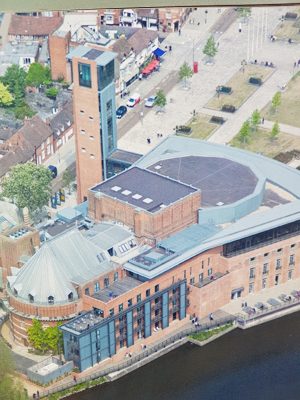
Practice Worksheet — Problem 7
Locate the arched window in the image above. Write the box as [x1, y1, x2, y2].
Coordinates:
[14, 288, 18, 296]
[68, 292, 73, 301]
[28, 294, 34, 303]
[48, 295, 54, 304]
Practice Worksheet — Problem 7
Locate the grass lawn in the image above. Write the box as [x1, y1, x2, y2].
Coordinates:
[190, 323, 233, 342]
[230, 127, 300, 158]
[261, 72, 300, 128]
[176, 113, 220, 140]
[274, 9, 300, 42]
[205, 65, 273, 111]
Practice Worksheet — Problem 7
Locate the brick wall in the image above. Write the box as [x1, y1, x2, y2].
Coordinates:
[49, 32, 71, 81]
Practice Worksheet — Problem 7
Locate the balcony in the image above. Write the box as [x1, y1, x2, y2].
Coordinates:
[193, 271, 229, 289]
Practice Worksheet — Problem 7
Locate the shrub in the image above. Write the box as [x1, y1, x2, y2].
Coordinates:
[46, 87, 59, 99]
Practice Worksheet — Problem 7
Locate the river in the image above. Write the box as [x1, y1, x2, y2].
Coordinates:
[71, 312, 300, 400]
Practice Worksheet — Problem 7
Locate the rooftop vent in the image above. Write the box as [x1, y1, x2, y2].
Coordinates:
[143, 198, 153, 204]
[132, 193, 142, 200]
[111, 186, 121, 192]
[216, 202, 224, 206]
[122, 190, 132, 196]
[154, 165, 162, 170]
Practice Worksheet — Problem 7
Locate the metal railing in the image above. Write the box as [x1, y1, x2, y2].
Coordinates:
[236, 296, 300, 326]
[39, 315, 236, 398]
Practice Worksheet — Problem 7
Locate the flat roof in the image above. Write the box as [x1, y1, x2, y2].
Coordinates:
[91, 167, 198, 213]
[147, 156, 258, 207]
[67, 45, 117, 66]
[92, 276, 141, 303]
[108, 149, 142, 165]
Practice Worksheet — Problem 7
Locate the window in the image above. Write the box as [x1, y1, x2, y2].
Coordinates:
[48, 295, 54, 304]
[291, 244, 296, 248]
[289, 255, 295, 265]
[190, 277, 195, 284]
[249, 283, 254, 293]
[97, 253, 106, 262]
[250, 257, 256, 262]
[249, 268, 255, 279]
[146, 289, 150, 297]
[264, 252, 269, 257]
[80, 110, 85, 114]
[277, 248, 282, 253]
[155, 284, 159, 293]
[94, 282, 100, 292]
[68, 292, 73, 301]
[89, 116, 94, 120]
[120, 339, 124, 348]
[85, 288, 90, 295]
[155, 297, 160, 304]
[97, 60, 115, 91]
[114, 272, 118, 282]
[78, 62, 91, 88]
[119, 303, 123, 312]
[208, 268, 213, 276]
[80, 129, 86, 135]
[189, 266, 192, 275]
[90, 154, 95, 159]
[263, 263, 268, 274]
[276, 259, 281, 269]
[81, 147, 86, 153]
[288, 270, 293, 280]
[199, 273, 204, 282]
[275, 275, 279, 285]
[89, 135, 95, 140]
[128, 298, 132, 307]
[262, 278, 267, 289]
[109, 308, 114, 316]
[208, 257, 210, 266]
[104, 277, 109, 288]
[201, 261, 204, 269]
[106, 99, 114, 153]
[28, 294, 34, 303]
[137, 293, 142, 303]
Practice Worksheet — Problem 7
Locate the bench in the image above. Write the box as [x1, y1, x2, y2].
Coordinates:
[221, 104, 236, 113]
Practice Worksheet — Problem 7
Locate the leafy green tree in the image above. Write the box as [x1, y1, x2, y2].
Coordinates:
[2, 65, 27, 106]
[46, 87, 59, 99]
[26, 63, 51, 87]
[270, 121, 280, 140]
[0, 340, 28, 400]
[14, 102, 35, 120]
[237, 7, 251, 21]
[154, 89, 167, 112]
[0, 82, 13, 106]
[238, 120, 251, 143]
[203, 36, 218, 61]
[179, 62, 193, 88]
[27, 319, 47, 353]
[44, 325, 63, 354]
[272, 92, 281, 112]
[251, 109, 261, 131]
[62, 168, 73, 195]
[1, 163, 52, 214]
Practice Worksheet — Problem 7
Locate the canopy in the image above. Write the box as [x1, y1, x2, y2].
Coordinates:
[153, 47, 166, 58]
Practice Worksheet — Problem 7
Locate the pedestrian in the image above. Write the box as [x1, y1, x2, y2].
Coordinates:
[294, 61, 297, 68]
[242, 302, 244, 308]
[147, 137, 151, 144]
[197, 22, 200, 26]
[298, 59, 300, 66]
[157, 132, 160, 138]
[36, 391, 40, 399]
[73, 375, 77, 383]
[178, 28, 181, 36]
[169, 45, 172, 52]
[245, 301, 247, 307]
[262, 117, 264, 124]
[139, 73, 142, 80]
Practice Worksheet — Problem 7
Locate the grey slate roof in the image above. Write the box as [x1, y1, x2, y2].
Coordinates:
[8, 229, 114, 305]
[85, 223, 133, 251]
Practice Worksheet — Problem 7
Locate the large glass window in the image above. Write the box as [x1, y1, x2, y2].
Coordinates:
[97, 60, 114, 91]
[78, 63, 91, 88]
[106, 100, 114, 153]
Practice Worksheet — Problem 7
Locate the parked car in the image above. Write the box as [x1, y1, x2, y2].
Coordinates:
[127, 93, 141, 107]
[48, 165, 57, 179]
[116, 105, 127, 119]
[145, 96, 157, 108]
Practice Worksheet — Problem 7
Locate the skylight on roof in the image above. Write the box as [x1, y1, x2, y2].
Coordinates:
[132, 194, 142, 200]
[154, 165, 162, 170]
[143, 198, 153, 204]
[111, 186, 121, 192]
[122, 190, 132, 196]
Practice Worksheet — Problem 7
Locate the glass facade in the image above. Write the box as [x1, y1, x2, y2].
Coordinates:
[106, 99, 114, 153]
[97, 60, 114, 91]
[78, 63, 91, 88]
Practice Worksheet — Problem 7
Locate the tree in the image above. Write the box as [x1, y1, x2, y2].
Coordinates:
[26, 63, 51, 87]
[179, 62, 193, 88]
[46, 87, 59, 99]
[272, 92, 281, 112]
[2, 65, 27, 106]
[154, 89, 167, 112]
[0, 340, 28, 400]
[270, 121, 280, 140]
[237, 7, 251, 21]
[203, 35, 218, 61]
[62, 168, 73, 195]
[1, 163, 52, 214]
[238, 120, 251, 143]
[251, 109, 261, 131]
[27, 320, 63, 354]
[0, 82, 13, 106]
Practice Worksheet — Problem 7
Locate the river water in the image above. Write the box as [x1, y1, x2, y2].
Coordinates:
[71, 312, 300, 400]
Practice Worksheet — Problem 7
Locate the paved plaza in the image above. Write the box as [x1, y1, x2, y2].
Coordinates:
[117, 6, 300, 155]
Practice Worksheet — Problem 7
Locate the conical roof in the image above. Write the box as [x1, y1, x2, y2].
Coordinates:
[9, 229, 112, 304]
